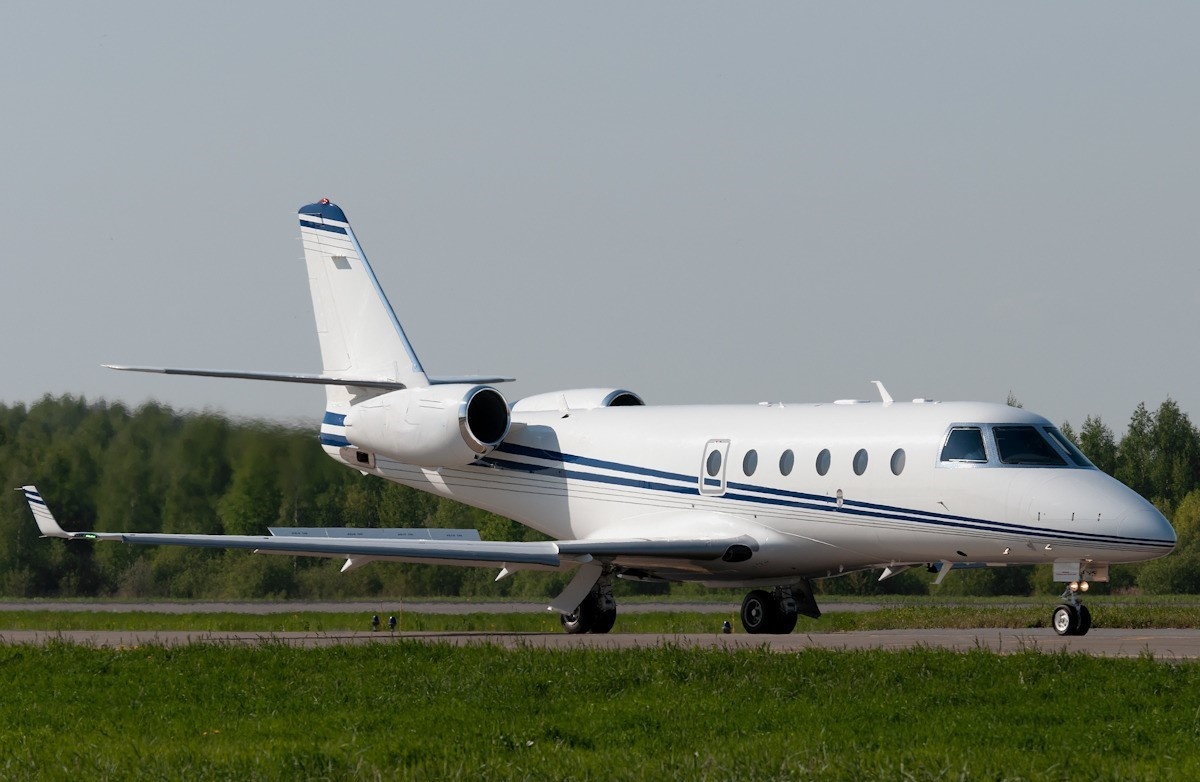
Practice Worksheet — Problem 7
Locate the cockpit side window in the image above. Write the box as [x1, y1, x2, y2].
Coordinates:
[1045, 427, 1094, 468]
[993, 426, 1067, 466]
[940, 427, 987, 463]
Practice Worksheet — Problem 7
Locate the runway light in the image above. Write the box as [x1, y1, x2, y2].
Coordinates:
[1069, 581, 1079, 592]
[1080, 581, 1090, 592]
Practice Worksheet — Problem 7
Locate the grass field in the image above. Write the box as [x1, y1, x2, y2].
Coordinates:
[1, 600, 1200, 633]
[2, 641, 1198, 781]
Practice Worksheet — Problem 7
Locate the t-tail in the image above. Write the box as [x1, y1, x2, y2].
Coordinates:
[299, 199, 431, 417]
[105, 199, 515, 467]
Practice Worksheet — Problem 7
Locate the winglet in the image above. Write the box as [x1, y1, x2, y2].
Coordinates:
[17, 486, 121, 541]
[19, 486, 73, 539]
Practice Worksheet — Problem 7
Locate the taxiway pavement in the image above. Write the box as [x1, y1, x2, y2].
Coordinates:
[3, 628, 1198, 659]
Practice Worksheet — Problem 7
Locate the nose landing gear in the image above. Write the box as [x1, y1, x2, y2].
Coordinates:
[1051, 583, 1092, 636]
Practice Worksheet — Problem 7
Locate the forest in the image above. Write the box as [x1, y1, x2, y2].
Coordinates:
[0, 394, 1197, 600]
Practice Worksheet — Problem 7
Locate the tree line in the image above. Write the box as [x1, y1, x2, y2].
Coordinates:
[0, 394, 1196, 600]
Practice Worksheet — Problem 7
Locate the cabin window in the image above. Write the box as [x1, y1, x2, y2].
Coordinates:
[706, 449, 722, 477]
[779, 449, 795, 476]
[742, 450, 758, 477]
[815, 449, 831, 476]
[853, 449, 868, 476]
[994, 426, 1067, 466]
[940, 427, 987, 463]
[890, 448, 906, 475]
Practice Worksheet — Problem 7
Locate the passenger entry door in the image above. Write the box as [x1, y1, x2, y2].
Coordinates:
[700, 439, 730, 496]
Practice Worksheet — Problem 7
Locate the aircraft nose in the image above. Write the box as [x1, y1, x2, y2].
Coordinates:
[1119, 505, 1176, 551]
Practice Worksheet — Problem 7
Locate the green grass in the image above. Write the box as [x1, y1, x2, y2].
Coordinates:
[1, 642, 1198, 780]
[2, 601, 1200, 633]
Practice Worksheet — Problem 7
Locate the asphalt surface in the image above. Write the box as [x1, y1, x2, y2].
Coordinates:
[0, 628, 1195, 662]
[2, 628, 1199, 659]
[0, 600, 880, 614]
[4, 600, 1196, 659]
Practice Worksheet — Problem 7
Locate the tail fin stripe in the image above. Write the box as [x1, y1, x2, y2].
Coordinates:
[299, 219, 348, 235]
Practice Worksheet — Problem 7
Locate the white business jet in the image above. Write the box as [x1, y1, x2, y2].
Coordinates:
[23, 199, 1176, 636]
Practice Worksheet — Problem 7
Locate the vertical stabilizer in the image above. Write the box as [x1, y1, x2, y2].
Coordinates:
[299, 200, 429, 413]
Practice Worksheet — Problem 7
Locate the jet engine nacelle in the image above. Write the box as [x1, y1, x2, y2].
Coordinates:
[344, 384, 511, 468]
[511, 388, 644, 414]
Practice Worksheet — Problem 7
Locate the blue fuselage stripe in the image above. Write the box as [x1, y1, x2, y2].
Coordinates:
[478, 457, 699, 497]
[496, 442, 693, 484]
[323, 411, 347, 426]
[321, 433, 351, 447]
[470, 447, 1172, 550]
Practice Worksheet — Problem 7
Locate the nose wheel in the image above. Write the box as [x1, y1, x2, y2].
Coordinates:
[1051, 589, 1092, 636]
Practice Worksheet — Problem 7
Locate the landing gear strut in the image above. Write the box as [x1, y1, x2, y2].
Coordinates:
[560, 573, 617, 634]
[740, 585, 818, 635]
[1051, 585, 1092, 637]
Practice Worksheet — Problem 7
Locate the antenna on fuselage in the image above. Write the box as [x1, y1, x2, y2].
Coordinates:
[871, 380, 894, 406]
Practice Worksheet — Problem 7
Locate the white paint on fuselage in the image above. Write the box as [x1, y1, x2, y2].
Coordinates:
[328, 399, 1172, 584]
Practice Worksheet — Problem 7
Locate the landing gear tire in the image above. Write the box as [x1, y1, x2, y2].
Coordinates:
[774, 610, 798, 635]
[741, 590, 774, 634]
[1052, 604, 1078, 636]
[1051, 583, 1093, 637]
[560, 604, 595, 634]
[1076, 604, 1092, 635]
[560, 575, 618, 634]
[591, 607, 617, 634]
[740, 588, 799, 634]
[1052, 603, 1092, 636]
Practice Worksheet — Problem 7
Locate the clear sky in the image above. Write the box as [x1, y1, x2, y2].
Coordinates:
[2, 3, 1197, 433]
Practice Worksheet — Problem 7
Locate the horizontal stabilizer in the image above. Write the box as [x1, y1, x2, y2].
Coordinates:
[104, 365, 409, 390]
[427, 375, 515, 385]
[105, 366, 514, 389]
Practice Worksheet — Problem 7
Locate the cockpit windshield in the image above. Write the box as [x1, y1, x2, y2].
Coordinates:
[993, 426, 1067, 466]
[1045, 427, 1094, 467]
[939, 424, 1094, 468]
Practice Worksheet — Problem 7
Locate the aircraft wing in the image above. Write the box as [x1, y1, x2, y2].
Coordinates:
[20, 485, 755, 572]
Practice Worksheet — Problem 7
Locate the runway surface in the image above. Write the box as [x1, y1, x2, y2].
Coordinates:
[3, 628, 1199, 659]
[0, 600, 882, 614]
[0, 600, 741, 614]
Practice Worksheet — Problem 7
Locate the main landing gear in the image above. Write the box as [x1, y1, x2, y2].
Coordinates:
[1051, 581, 1092, 636]
[558, 576, 822, 636]
[740, 584, 821, 635]
[560, 575, 617, 634]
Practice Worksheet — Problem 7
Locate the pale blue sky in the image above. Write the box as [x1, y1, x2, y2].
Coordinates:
[2, 3, 1197, 432]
